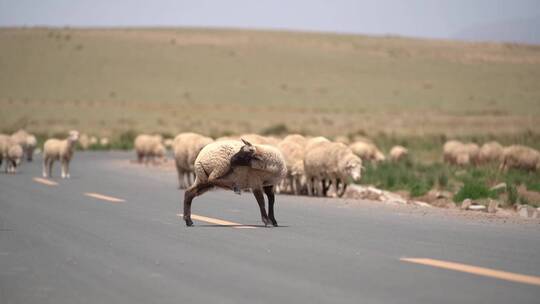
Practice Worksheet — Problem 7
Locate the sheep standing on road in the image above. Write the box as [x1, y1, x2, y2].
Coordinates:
[182, 139, 286, 227]
[11, 129, 37, 161]
[277, 139, 305, 194]
[42, 130, 80, 178]
[134, 134, 166, 165]
[500, 145, 540, 172]
[173, 132, 213, 189]
[0, 134, 23, 173]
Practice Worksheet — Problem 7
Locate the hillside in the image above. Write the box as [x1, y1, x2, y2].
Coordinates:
[1, 27, 540, 137]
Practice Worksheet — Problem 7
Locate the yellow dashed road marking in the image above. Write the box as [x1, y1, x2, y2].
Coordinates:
[401, 257, 540, 287]
[177, 213, 256, 229]
[33, 177, 58, 186]
[84, 192, 125, 203]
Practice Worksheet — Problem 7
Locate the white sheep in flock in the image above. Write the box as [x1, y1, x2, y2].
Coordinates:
[443, 140, 479, 166]
[239, 133, 280, 146]
[0, 134, 23, 173]
[182, 139, 286, 227]
[78, 133, 90, 150]
[500, 145, 540, 172]
[276, 134, 307, 194]
[478, 141, 504, 164]
[11, 129, 37, 161]
[304, 141, 362, 197]
[42, 130, 80, 178]
[389, 145, 409, 162]
[349, 140, 385, 163]
[173, 132, 213, 189]
[134, 134, 166, 165]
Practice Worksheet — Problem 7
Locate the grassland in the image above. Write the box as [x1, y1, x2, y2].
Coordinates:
[1, 27, 540, 139]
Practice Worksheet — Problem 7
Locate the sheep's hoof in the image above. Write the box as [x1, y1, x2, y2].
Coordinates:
[262, 217, 272, 227]
[185, 219, 193, 227]
[271, 220, 278, 227]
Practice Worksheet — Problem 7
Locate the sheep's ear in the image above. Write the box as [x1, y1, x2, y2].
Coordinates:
[241, 139, 253, 146]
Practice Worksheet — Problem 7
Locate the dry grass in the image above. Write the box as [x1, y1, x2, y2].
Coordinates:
[1, 27, 540, 138]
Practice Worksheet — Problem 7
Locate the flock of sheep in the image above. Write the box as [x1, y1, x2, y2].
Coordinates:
[133, 132, 402, 199]
[2, 129, 538, 184]
[443, 140, 540, 171]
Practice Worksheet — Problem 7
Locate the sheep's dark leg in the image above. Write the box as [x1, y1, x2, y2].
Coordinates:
[264, 185, 278, 226]
[183, 183, 213, 226]
[27, 148, 33, 162]
[338, 181, 348, 197]
[253, 189, 271, 226]
[48, 159, 54, 177]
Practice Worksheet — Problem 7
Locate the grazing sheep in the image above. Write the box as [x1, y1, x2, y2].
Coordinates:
[478, 141, 504, 164]
[277, 139, 306, 194]
[89, 136, 98, 145]
[334, 135, 350, 144]
[42, 130, 80, 178]
[389, 145, 409, 162]
[443, 140, 463, 164]
[25, 135, 37, 161]
[173, 133, 213, 188]
[100, 137, 109, 147]
[239, 134, 278, 145]
[11, 129, 37, 161]
[0, 134, 23, 173]
[134, 134, 166, 165]
[282, 134, 308, 146]
[304, 142, 362, 197]
[305, 136, 330, 151]
[443, 140, 479, 166]
[78, 133, 90, 150]
[350, 141, 385, 163]
[182, 139, 287, 227]
[500, 145, 540, 172]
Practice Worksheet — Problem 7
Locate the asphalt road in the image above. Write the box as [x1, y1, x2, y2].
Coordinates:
[1, 151, 539, 304]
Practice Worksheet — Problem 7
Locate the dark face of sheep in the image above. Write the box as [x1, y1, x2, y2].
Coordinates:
[230, 139, 260, 167]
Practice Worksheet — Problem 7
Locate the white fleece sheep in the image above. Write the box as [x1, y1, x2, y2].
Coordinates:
[134, 134, 166, 165]
[0, 134, 23, 173]
[11, 129, 37, 161]
[173, 132, 213, 188]
[277, 139, 306, 194]
[500, 145, 540, 172]
[42, 130, 80, 178]
[304, 142, 362, 197]
[78, 133, 90, 150]
[389, 145, 409, 162]
[350, 141, 385, 162]
[443, 140, 479, 166]
[182, 139, 287, 227]
[239, 133, 280, 146]
[478, 141, 504, 164]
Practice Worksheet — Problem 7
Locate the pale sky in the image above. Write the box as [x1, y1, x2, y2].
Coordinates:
[1, 0, 539, 43]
